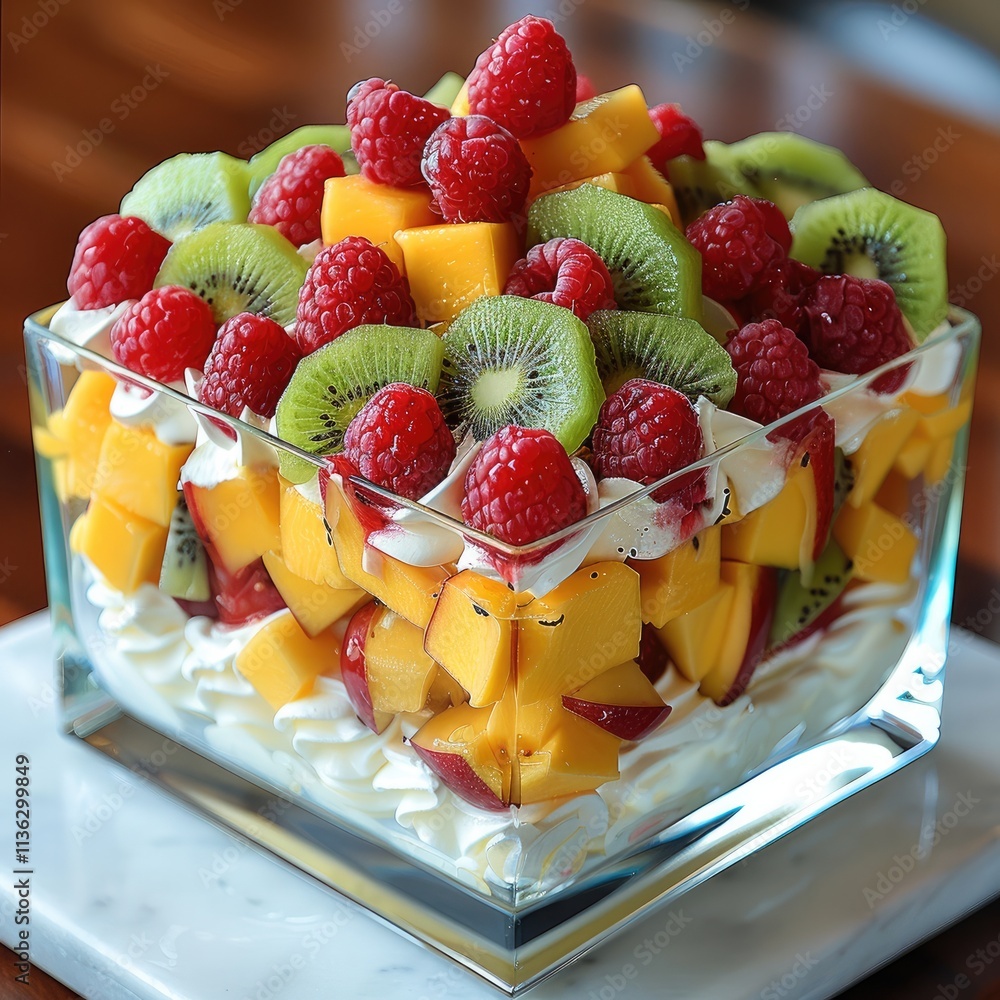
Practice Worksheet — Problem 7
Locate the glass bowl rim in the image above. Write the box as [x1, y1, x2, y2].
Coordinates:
[25, 303, 981, 558]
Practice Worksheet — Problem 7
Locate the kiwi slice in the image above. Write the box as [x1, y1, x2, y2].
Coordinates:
[120, 151, 251, 241]
[154, 222, 308, 327]
[527, 185, 703, 322]
[438, 296, 604, 453]
[159, 497, 210, 602]
[790, 188, 948, 340]
[247, 125, 351, 197]
[769, 539, 853, 648]
[587, 310, 737, 406]
[833, 447, 855, 516]
[275, 324, 446, 483]
[667, 140, 752, 226]
[726, 133, 869, 219]
[423, 71, 466, 108]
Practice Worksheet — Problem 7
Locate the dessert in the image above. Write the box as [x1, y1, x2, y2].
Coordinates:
[29, 15, 974, 904]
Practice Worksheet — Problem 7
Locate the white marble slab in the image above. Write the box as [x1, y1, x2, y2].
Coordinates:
[1, 612, 998, 1000]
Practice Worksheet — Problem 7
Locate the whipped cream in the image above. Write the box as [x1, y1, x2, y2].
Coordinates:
[49, 298, 131, 366]
[109, 380, 199, 446]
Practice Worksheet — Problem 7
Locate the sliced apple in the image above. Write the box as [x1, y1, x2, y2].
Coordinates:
[424, 668, 469, 713]
[262, 550, 367, 637]
[410, 703, 508, 811]
[340, 603, 394, 734]
[365, 607, 440, 715]
[424, 570, 516, 708]
[699, 561, 778, 706]
[563, 660, 671, 741]
[278, 475, 357, 589]
[515, 562, 642, 702]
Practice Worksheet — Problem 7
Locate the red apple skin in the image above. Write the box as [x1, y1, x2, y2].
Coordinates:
[207, 558, 286, 626]
[409, 742, 508, 812]
[714, 566, 779, 707]
[340, 602, 389, 734]
[561, 697, 672, 742]
[637, 623, 670, 684]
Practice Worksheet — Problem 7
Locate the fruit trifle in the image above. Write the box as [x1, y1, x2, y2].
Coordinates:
[30, 16, 974, 896]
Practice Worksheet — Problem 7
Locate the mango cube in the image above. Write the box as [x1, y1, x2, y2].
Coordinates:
[630, 526, 721, 627]
[424, 570, 517, 708]
[365, 610, 440, 714]
[261, 550, 366, 637]
[520, 85, 659, 200]
[91, 421, 192, 527]
[278, 476, 356, 589]
[183, 465, 281, 573]
[833, 501, 918, 585]
[395, 222, 521, 324]
[655, 581, 735, 683]
[847, 406, 920, 508]
[59, 370, 116, 499]
[546, 171, 636, 199]
[235, 609, 340, 711]
[76, 495, 168, 594]
[320, 174, 436, 272]
[621, 155, 681, 225]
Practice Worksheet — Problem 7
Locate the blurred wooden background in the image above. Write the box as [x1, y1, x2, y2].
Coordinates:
[1, 0, 998, 995]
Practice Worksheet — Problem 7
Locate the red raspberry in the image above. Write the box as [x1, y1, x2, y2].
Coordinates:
[462, 425, 586, 545]
[67, 214, 171, 310]
[686, 195, 785, 301]
[592, 379, 704, 503]
[466, 16, 576, 139]
[725, 319, 824, 425]
[421, 116, 531, 224]
[647, 104, 705, 170]
[248, 144, 344, 247]
[575, 74, 597, 102]
[752, 197, 792, 253]
[199, 312, 302, 419]
[343, 384, 456, 500]
[737, 257, 819, 332]
[346, 78, 450, 188]
[294, 236, 417, 355]
[801, 275, 913, 393]
[504, 237, 616, 320]
[110, 286, 216, 383]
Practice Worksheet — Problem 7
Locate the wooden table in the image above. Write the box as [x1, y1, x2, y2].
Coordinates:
[1, 0, 998, 996]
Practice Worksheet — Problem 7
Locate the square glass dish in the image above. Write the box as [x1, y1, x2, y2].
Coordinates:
[24, 303, 979, 994]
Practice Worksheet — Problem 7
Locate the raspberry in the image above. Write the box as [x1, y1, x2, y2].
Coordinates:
[200, 312, 302, 419]
[725, 319, 824, 425]
[686, 195, 785, 301]
[591, 379, 704, 503]
[110, 286, 216, 383]
[462, 425, 586, 545]
[466, 16, 576, 139]
[346, 78, 450, 188]
[343, 384, 456, 500]
[248, 144, 345, 247]
[294, 236, 417, 354]
[421, 116, 531, 224]
[67, 214, 171, 310]
[575, 74, 596, 102]
[504, 237, 617, 320]
[801, 275, 913, 393]
[647, 104, 705, 170]
[752, 197, 793, 253]
[738, 257, 819, 332]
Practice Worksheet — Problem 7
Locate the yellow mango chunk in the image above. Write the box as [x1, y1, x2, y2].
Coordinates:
[847, 407, 920, 508]
[521, 85, 659, 200]
[655, 580, 735, 683]
[320, 174, 436, 273]
[184, 465, 281, 573]
[91, 421, 192, 527]
[235, 609, 340, 711]
[621, 155, 681, 225]
[515, 562, 641, 702]
[76, 495, 168, 594]
[833, 501, 918, 584]
[893, 395, 972, 480]
[395, 222, 521, 324]
[278, 476, 356, 589]
[327, 485, 450, 628]
[630, 526, 721, 627]
[365, 609, 439, 714]
[60, 370, 116, 499]
[262, 550, 367, 637]
[545, 171, 636, 200]
[425, 570, 517, 708]
[450, 80, 470, 116]
[924, 434, 958, 487]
